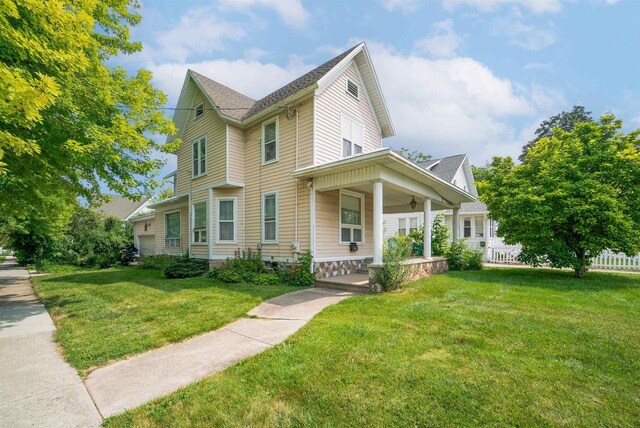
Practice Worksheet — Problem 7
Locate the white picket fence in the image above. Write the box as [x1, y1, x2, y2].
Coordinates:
[486, 245, 640, 272]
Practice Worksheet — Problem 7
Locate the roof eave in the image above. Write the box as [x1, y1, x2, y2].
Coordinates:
[240, 85, 317, 126]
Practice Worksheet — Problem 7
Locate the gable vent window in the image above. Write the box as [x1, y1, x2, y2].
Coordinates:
[195, 103, 204, 119]
[346, 79, 359, 100]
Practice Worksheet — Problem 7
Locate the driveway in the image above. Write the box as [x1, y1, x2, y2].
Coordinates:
[0, 257, 101, 427]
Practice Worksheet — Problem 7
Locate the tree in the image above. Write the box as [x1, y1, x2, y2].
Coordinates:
[480, 115, 640, 278]
[471, 164, 490, 196]
[0, 0, 178, 223]
[157, 186, 174, 201]
[395, 147, 431, 164]
[519, 106, 592, 161]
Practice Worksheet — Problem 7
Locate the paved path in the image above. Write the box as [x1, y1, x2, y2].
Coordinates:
[85, 286, 356, 418]
[0, 257, 101, 428]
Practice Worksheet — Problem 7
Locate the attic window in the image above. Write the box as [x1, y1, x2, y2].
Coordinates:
[346, 79, 359, 100]
[195, 104, 204, 119]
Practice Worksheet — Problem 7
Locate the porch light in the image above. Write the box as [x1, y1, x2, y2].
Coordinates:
[410, 196, 417, 211]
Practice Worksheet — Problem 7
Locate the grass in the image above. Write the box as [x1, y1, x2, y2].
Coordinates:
[106, 268, 640, 427]
[31, 266, 297, 376]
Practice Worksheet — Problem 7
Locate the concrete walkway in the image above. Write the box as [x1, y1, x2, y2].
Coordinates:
[85, 286, 356, 418]
[0, 257, 101, 428]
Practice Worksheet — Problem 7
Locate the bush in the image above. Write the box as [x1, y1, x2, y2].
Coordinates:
[202, 268, 220, 279]
[275, 251, 314, 287]
[211, 249, 267, 284]
[431, 213, 450, 256]
[139, 255, 178, 270]
[446, 240, 483, 271]
[374, 240, 411, 292]
[252, 273, 281, 286]
[162, 258, 209, 279]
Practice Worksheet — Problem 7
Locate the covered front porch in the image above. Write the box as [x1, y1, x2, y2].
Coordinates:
[293, 148, 476, 288]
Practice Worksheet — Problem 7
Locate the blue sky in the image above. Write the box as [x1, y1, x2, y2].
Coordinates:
[114, 0, 640, 177]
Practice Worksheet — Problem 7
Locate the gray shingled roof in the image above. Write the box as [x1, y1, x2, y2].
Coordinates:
[190, 71, 256, 121]
[95, 195, 147, 220]
[419, 154, 466, 183]
[241, 45, 359, 119]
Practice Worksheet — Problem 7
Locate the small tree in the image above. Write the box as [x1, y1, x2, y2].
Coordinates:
[395, 147, 431, 164]
[481, 115, 640, 278]
[431, 214, 449, 256]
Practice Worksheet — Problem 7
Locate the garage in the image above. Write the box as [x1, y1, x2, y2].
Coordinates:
[138, 235, 156, 257]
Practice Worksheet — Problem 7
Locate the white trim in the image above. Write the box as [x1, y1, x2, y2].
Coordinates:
[207, 188, 213, 259]
[312, 95, 317, 165]
[310, 184, 316, 273]
[125, 199, 153, 221]
[345, 77, 360, 100]
[174, 180, 245, 199]
[164, 209, 182, 249]
[225, 123, 229, 183]
[261, 190, 279, 244]
[261, 116, 279, 165]
[187, 195, 191, 256]
[339, 189, 365, 245]
[317, 45, 363, 94]
[314, 255, 373, 263]
[216, 197, 238, 244]
[191, 200, 208, 245]
[191, 135, 207, 178]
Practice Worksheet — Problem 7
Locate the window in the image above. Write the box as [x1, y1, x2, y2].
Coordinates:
[192, 136, 206, 177]
[194, 103, 204, 119]
[346, 78, 359, 100]
[341, 114, 363, 158]
[489, 219, 497, 238]
[217, 198, 236, 242]
[463, 217, 471, 238]
[262, 192, 278, 242]
[262, 118, 278, 164]
[192, 202, 207, 244]
[410, 217, 418, 233]
[165, 211, 181, 247]
[475, 217, 484, 238]
[398, 218, 407, 236]
[340, 191, 363, 243]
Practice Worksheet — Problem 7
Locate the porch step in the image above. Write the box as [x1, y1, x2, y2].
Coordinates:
[315, 273, 370, 294]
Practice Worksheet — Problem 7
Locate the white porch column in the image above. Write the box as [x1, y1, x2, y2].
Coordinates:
[373, 180, 383, 265]
[424, 198, 432, 259]
[452, 207, 460, 242]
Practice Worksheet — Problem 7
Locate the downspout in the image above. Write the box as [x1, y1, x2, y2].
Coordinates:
[294, 106, 299, 260]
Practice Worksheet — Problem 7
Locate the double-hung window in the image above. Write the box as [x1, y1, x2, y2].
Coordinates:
[217, 198, 236, 242]
[489, 219, 497, 238]
[262, 192, 278, 243]
[463, 217, 472, 238]
[192, 136, 206, 177]
[398, 218, 407, 236]
[165, 211, 181, 247]
[262, 118, 278, 164]
[409, 217, 418, 234]
[340, 191, 363, 243]
[341, 114, 363, 158]
[475, 217, 484, 238]
[192, 202, 207, 244]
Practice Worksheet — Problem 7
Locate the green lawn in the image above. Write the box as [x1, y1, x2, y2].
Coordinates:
[107, 268, 640, 427]
[32, 266, 297, 376]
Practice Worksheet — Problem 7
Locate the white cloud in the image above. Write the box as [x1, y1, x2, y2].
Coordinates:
[152, 9, 246, 62]
[442, 0, 562, 14]
[414, 19, 462, 58]
[243, 47, 269, 61]
[381, 0, 423, 13]
[492, 14, 557, 50]
[218, 0, 310, 29]
[524, 62, 553, 71]
[362, 42, 564, 163]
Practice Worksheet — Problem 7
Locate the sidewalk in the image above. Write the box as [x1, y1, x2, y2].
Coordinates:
[85, 286, 356, 418]
[0, 257, 101, 428]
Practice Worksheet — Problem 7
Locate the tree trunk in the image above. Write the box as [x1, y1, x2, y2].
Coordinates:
[574, 251, 587, 278]
[574, 266, 586, 278]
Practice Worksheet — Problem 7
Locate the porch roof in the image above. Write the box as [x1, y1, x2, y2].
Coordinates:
[146, 194, 188, 209]
[292, 148, 476, 209]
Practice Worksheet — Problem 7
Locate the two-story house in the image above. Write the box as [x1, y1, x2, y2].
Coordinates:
[132, 43, 476, 279]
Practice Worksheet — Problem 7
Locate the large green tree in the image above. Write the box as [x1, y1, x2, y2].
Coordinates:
[0, 0, 177, 222]
[480, 115, 640, 278]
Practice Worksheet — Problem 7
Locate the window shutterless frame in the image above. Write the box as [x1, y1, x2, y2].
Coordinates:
[192, 135, 207, 178]
[261, 191, 278, 243]
[164, 210, 181, 248]
[463, 217, 472, 238]
[261, 117, 279, 165]
[339, 190, 364, 244]
[192, 202, 207, 244]
[216, 197, 237, 243]
[475, 216, 484, 238]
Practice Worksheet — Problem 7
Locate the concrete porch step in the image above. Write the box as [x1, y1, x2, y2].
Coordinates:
[315, 273, 370, 294]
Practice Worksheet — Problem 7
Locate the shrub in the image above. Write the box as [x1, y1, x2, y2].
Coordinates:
[446, 240, 483, 271]
[202, 268, 220, 279]
[163, 258, 209, 279]
[431, 213, 450, 256]
[212, 249, 267, 284]
[139, 255, 178, 270]
[275, 251, 314, 287]
[252, 273, 281, 286]
[374, 240, 411, 292]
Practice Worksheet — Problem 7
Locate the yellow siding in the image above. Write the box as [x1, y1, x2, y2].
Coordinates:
[315, 62, 382, 165]
[297, 99, 314, 168]
[212, 188, 244, 257]
[176, 90, 227, 196]
[133, 218, 155, 237]
[154, 202, 189, 255]
[315, 189, 374, 260]
[244, 97, 313, 260]
[227, 124, 245, 183]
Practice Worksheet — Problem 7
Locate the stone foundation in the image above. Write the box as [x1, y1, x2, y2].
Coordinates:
[368, 257, 449, 293]
[314, 259, 367, 279]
